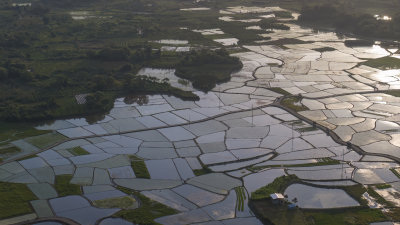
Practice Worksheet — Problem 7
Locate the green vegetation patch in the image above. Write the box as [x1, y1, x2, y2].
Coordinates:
[281, 96, 308, 112]
[94, 196, 138, 209]
[25, 132, 67, 149]
[385, 207, 400, 221]
[115, 186, 178, 225]
[296, 126, 319, 132]
[220, 22, 266, 45]
[274, 11, 293, 19]
[362, 56, 400, 70]
[367, 187, 394, 207]
[0, 145, 21, 154]
[385, 90, 400, 98]
[235, 187, 246, 212]
[68, 146, 90, 156]
[175, 49, 242, 92]
[0, 182, 37, 219]
[249, 158, 340, 171]
[54, 175, 82, 197]
[341, 184, 368, 206]
[269, 87, 292, 96]
[317, 158, 340, 165]
[193, 166, 212, 176]
[264, 38, 312, 46]
[130, 155, 150, 179]
[375, 183, 392, 189]
[344, 40, 374, 47]
[251, 175, 299, 200]
[0, 122, 50, 147]
[259, 19, 290, 30]
[313, 47, 336, 52]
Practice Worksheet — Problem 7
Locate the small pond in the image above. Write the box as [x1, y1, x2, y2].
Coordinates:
[138, 68, 194, 91]
[284, 183, 360, 208]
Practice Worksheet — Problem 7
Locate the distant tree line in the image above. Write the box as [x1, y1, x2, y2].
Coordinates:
[178, 48, 240, 67]
[298, 3, 400, 39]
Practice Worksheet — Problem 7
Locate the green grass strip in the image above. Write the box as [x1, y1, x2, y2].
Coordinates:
[239, 187, 245, 211]
[235, 187, 246, 212]
[390, 168, 400, 179]
[130, 155, 150, 179]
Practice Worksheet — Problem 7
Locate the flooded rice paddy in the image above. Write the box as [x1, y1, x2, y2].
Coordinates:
[1, 5, 400, 225]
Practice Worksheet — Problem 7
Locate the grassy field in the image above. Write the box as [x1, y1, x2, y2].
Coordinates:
[68, 146, 90, 156]
[25, 132, 67, 149]
[54, 175, 82, 197]
[0, 182, 37, 219]
[0, 146, 21, 155]
[0, 122, 50, 147]
[303, 207, 387, 225]
[193, 166, 213, 176]
[338, 185, 368, 206]
[94, 196, 137, 209]
[362, 57, 400, 70]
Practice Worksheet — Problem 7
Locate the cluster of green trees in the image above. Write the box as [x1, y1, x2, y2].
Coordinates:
[0, 0, 206, 121]
[0, 0, 244, 121]
[258, 19, 290, 30]
[178, 49, 238, 67]
[175, 49, 242, 91]
[0, 62, 33, 82]
[0, 45, 199, 121]
[298, 3, 400, 39]
[89, 46, 160, 62]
